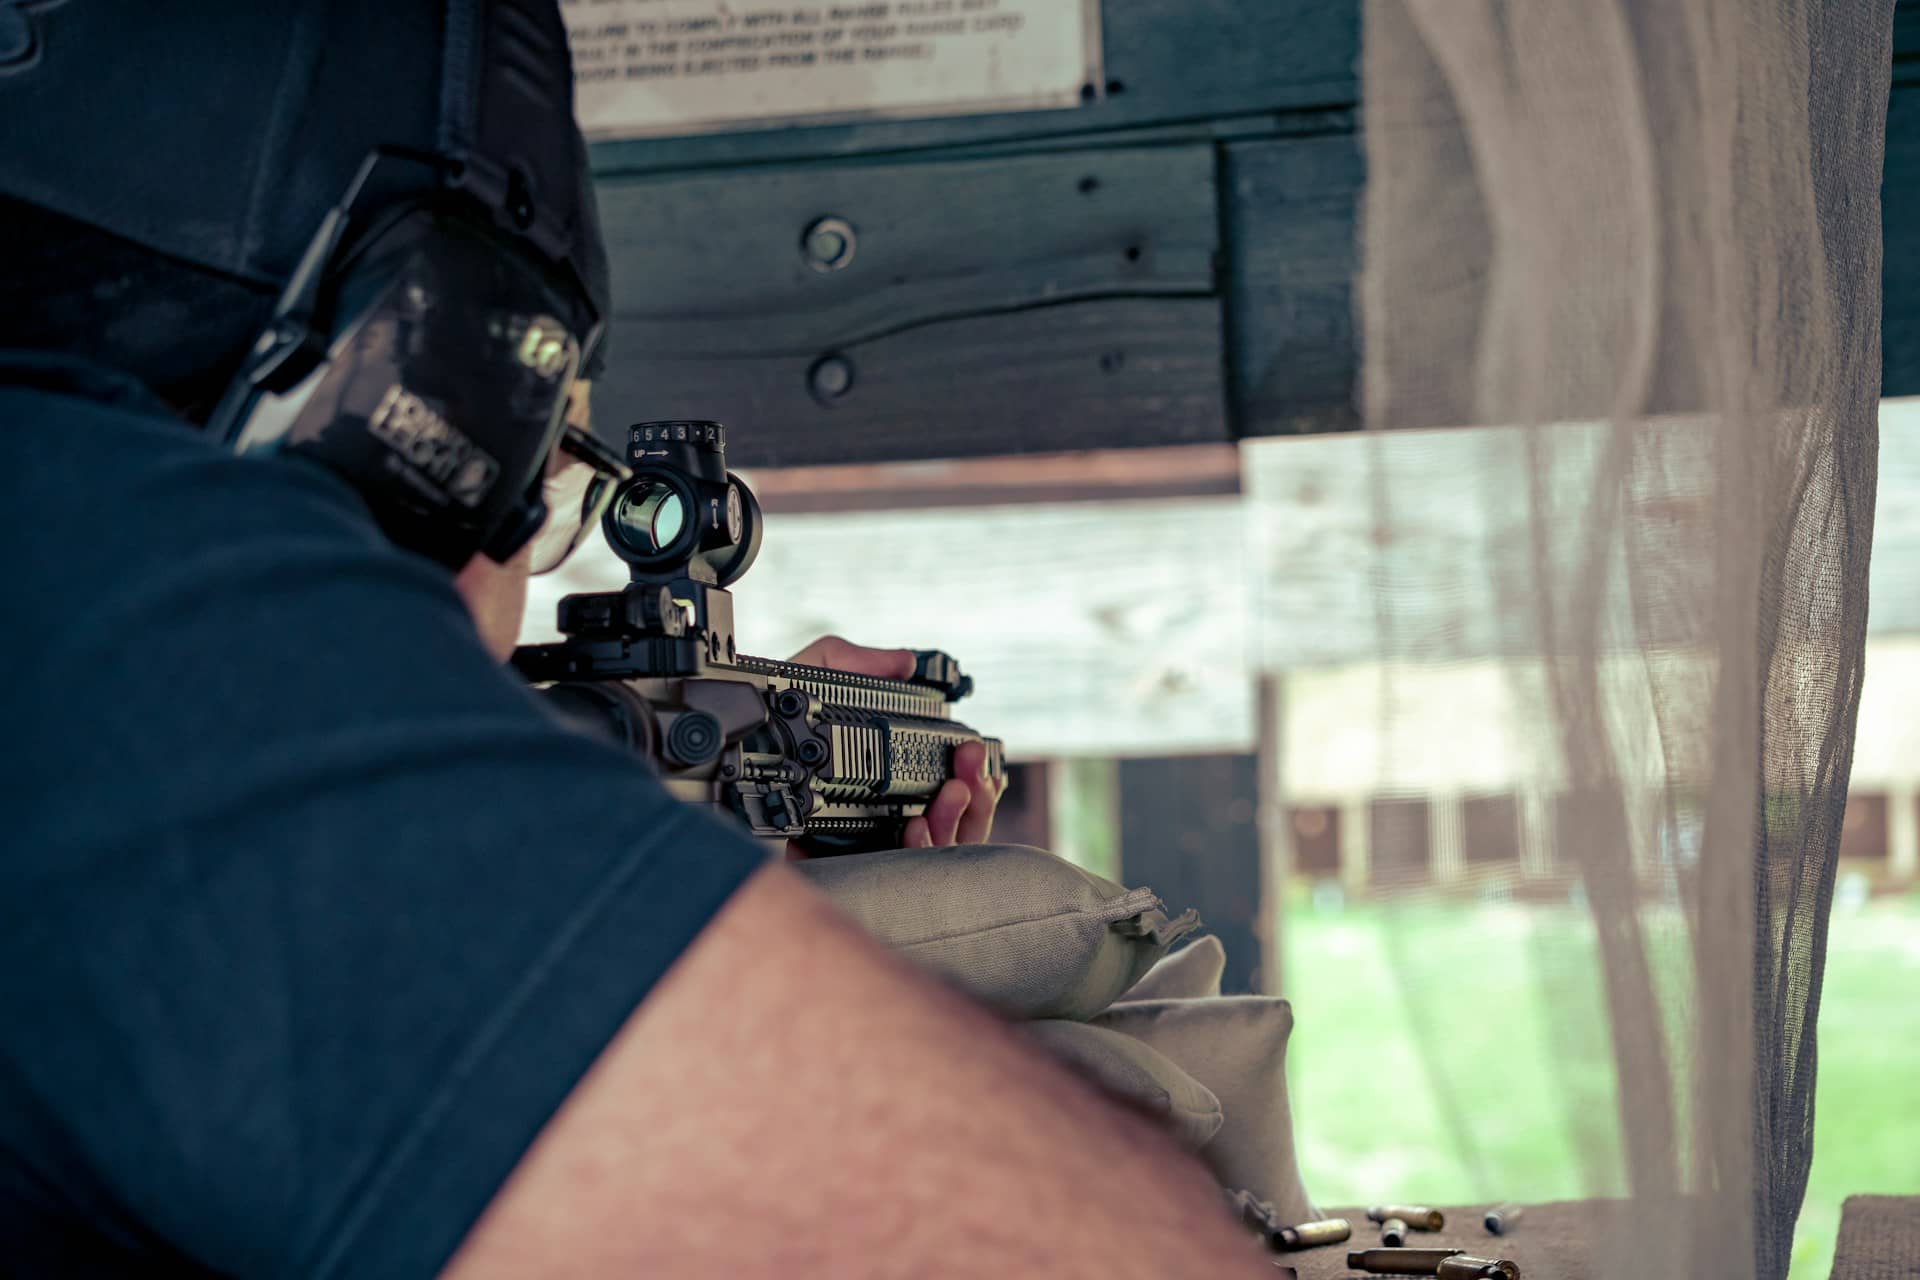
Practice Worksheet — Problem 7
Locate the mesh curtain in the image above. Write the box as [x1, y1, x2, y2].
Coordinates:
[1355, 3, 1893, 1277]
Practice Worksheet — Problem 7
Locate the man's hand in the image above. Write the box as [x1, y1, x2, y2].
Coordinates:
[785, 634, 1006, 852]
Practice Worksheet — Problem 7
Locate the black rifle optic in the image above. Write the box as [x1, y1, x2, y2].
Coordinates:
[511, 420, 1005, 855]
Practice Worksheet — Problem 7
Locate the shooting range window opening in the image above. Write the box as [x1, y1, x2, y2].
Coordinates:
[1288, 805, 1342, 877]
[1461, 793, 1521, 867]
[1367, 796, 1431, 884]
[1837, 792, 1888, 862]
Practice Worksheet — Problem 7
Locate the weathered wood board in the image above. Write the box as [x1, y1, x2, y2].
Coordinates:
[1882, 84, 1920, 399]
[743, 443, 1241, 514]
[527, 493, 1257, 759]
[592, 144, 1227, 467]
[596, 145, 1220, 353]
[596, 295, 1228, 467]
[1898, 0, 1920, 86]
[1223, 134, 1364, 433]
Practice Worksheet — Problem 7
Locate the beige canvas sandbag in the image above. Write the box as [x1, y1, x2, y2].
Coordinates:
[796, 843, 1198, 1020]
[1117, 934, 1226, 1003]
[1093, 996, 1315, 1225]
[1021, 1019, 1224, 1151]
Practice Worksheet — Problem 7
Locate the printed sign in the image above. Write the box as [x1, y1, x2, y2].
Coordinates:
[562, 0, 1101, 138]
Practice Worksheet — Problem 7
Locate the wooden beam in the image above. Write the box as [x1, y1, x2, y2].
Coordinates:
[1897, 0, 1920, 87]
[737, 442, 1241, 514]
[1254, 673, 1289, 997]
[1886, 85, 1920, 397]
[597, 146, 1220, 355]
[591, 144, 1228, 467]
[1224, 135, 1364, 434]
[597, 296, 1228, 467]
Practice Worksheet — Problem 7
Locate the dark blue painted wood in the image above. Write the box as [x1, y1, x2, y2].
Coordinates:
[1224, 134, 1364, 434]
[1885, 85, 1920, 398]
[579, 0, 1920, 463]
[591, 143, 1227, 466]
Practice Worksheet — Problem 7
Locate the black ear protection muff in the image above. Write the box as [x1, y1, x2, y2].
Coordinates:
[207, 148, 604, 571]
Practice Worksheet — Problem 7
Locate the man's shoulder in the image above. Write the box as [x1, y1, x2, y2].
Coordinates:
[0, 370, 365, 508]
[0, 369, 531, 862]
[0, 370, 202, 486]
[0, 354, 221, 474]
[1, 372, 405, 620]
[0, 372, 768, 1276]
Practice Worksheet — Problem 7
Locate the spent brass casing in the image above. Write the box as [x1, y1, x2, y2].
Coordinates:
[1482, 1202, 1523, 1235]
[1380, 1217, 1410, 1247]
[1275, 1218, 1352, 1249]
[1436, 1258, 1520, 1280]
[1368, 1205, 1446, 1231]
[1346, 1247, 1465, 1274]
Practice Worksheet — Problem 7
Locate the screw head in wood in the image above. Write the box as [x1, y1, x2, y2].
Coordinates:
[808, 353, 855, 403]
[802, 216, 857, 272]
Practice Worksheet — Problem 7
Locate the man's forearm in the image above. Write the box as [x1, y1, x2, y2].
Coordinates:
[446, 864, 1271, 1277]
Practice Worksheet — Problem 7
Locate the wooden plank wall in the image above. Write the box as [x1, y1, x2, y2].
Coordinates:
[586, 0, 1361, 466]
[586, 0, 1920, 469]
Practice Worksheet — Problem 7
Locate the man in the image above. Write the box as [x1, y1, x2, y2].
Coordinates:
[0, 3, 1271, 1274]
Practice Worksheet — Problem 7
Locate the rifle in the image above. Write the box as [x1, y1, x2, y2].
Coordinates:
[511, 420, 1005, 855]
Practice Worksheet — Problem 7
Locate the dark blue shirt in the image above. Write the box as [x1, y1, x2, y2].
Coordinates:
[0, 355, 765, 1276]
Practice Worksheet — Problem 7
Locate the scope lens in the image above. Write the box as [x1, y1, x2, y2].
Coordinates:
[608, 477, 689, 558]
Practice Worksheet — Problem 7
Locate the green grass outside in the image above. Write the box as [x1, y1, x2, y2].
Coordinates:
[1281, 887, 1920, 1280]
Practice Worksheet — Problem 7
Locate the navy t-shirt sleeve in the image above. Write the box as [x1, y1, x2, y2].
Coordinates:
[0, 385, 768, 1276]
